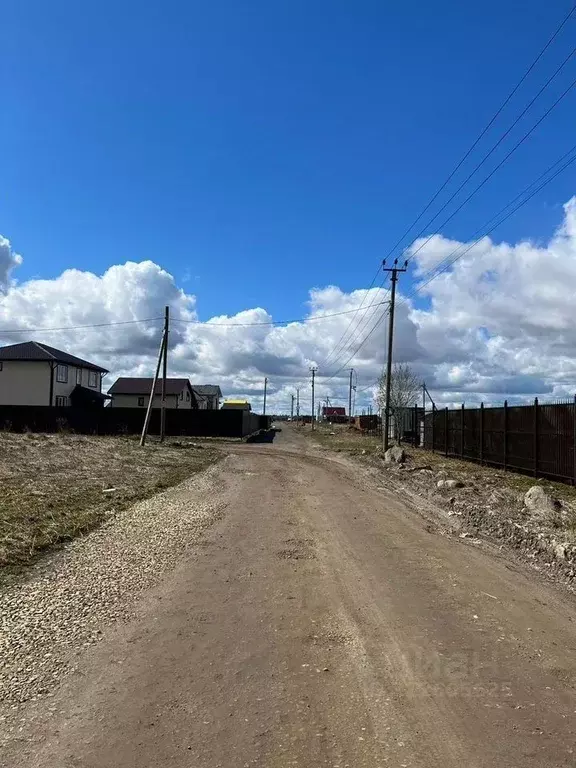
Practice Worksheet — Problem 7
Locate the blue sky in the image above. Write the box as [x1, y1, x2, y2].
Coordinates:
[3, 0, 576, 322]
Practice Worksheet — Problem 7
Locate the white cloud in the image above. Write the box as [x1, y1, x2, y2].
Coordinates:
[2, 197, 576, 412]
[0, 235, 23, 290]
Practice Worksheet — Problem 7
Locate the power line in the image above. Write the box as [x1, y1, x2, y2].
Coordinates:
[383, 4, 576, 261]
[319, 265, 383, 367]
[0, 317, 162, 334]
[321, 303, 390, 384]
[402, 143, 576, 302]
[170, 301, 389, 328]
[405, 48, 576, 266]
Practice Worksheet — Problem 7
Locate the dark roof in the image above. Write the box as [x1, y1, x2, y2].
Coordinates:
[70, 385, 111, 401]
[108, 377, 194, 396]
[192, 385, 222, 397]
[0, 341, 108, 373]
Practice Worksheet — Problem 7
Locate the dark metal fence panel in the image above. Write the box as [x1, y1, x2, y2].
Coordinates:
[506, 404, 533, 474]
[0, 405, 261, 439]
[424, 398, 576, 486]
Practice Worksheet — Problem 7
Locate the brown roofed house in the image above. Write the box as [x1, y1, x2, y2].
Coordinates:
[107, 377, 198, 409]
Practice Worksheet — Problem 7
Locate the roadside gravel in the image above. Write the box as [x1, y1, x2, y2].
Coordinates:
[0, 458, 228, 723]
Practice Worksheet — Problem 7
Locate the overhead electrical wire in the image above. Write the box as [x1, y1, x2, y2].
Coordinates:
[0, 317, 163, 334]
[382, 3, 576, 261]
[320, 139, 576, 384]
[401, 142, 576, 304]
[318, 264, 384, 368]
[170, 300, 390, 328]
[405, 59, 576, 266]
[319, 277, 388, 369]
[0, 302, 393, 336]
[321, 7, 576, 379]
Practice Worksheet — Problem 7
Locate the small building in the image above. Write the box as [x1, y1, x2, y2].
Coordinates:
[0, 341, 108, 407]
[192, 385, 223, 410]
[108, 378, 198, 409]
[221, 399, 251, 411]
[322, 406, 346, 418]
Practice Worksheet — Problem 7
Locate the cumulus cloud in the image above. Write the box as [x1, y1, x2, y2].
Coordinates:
[2, 197, 576, 412]
[410, 196, 576, 404]
[0, 236, 23, 290]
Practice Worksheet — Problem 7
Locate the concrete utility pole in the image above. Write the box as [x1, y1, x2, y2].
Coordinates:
[348, 368, 354, 426]
[160, 305, 169, 443]
[290, 394, 295, 420]
[310, 367, 317, 431]
[382, 259, 407, 453]
[263, 377, 268, 415]
[296, 388, 300, 426]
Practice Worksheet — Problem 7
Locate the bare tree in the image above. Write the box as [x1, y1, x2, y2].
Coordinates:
[377, 363, 421, 441]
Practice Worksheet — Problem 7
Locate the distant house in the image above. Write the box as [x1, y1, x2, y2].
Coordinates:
[108, 377, 198, 409]
[192, 385, 223, 410]
[322, 406, 346, 418]
[221, 399, 251, 411]
[0, 341, 109, 407]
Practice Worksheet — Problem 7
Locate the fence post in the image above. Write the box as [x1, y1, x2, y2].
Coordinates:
[460, 403, 464, 458]
[503, 399, 508, 473]
[431, 404, 435, 453]
[480, 402, 484, 465]
[534, 397, 539, 477]
[414, 402, 418, 446]
[573, 395, 576, 486]
[445, 407, 449, 457]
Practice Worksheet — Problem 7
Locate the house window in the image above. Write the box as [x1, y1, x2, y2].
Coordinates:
[186, 391, 190, 401]
[180, 391, 183, 400]
[56, 364, 68, 383]
[76, 368, 82, 385]
[88, 371, 98, 388]
[138, 397, 145, 407]
[0, 362, 3, 371]
[55, 395, 68, 407]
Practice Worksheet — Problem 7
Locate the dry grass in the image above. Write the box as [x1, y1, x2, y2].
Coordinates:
[303, 423, 382, 455]
[0, 432, 220, 574]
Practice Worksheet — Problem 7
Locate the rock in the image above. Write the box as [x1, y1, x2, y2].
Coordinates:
[554, 543, 568, 560]
[437, 479, 465, 490]
[418, 468, 433, 476]
[384, 445, 406, 464]
[524, 486, 561, 518]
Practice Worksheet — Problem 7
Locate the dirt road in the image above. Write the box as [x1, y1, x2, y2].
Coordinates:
[3, 427, 576, 767]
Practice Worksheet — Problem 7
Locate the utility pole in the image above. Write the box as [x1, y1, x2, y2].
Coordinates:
[296, 388, 300, 426]
[290, 394, 295, 420]
[310, 366, 317, 431]
[263, 377, 268, 415]
[382, 259, 407, 452]
[159, 305, 169, 443]
[348, 368, 354, 426]
[141, 320, 167, 447]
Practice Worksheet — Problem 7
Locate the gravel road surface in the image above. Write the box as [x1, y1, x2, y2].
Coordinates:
[2, 426, 576, 766]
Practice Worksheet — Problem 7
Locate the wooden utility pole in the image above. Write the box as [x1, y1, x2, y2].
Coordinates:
[290, 394, 295, 420]
[296, 388, 300, 426]
[383, 259, 407, 452]
[159, 305, 169, 442]
[140, 324, 166, 447]
[348, 368, 354, 426]
[310, 367, 317, 431]
[263, 377, 268, 415]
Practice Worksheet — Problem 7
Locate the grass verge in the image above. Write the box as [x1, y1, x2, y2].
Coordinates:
[0, 432, 220, 577]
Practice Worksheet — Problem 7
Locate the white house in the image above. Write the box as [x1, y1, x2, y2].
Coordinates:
[192, 385, 223, 410]
[0, 341, 109, 407]
[107, 377, 198, 409]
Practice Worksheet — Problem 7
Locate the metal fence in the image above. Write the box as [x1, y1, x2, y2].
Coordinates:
[424, 397, 576, 484]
